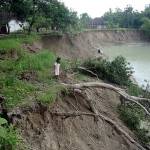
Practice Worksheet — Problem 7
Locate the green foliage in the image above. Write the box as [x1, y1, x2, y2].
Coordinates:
[37, 84, 67, 105]
[0, 35, 57, 108]
[83, 56, 133, 85]
[1, 79, 35, 108]
[79, 13, 91, 28]
[118, 104, 150, 145]
[136, 128, 150, 145]
[0, 117, 20, 150]
[0, 50, 56, 108]
[15, 51, 55, 73]
[0, 39, 21, 56]
[127, 83, 143, 97]
[0, 118, 7, 126]
[118, 104, 144, 130]
[103, 6, 143, 28]
[0, 34, 39, 56]
[141, 17, 150, 38]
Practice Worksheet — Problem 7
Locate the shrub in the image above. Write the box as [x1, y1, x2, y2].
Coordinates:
[0, 117, 20, 150]
[83, 56, 133, 85]
[37, 84, 67, 105]
[118, 104, 144, 130]
[2, 80, 35, 108]
[15, 51, 55, 74]
[118, 104, 150, 145]
[127, 83, 143, 97]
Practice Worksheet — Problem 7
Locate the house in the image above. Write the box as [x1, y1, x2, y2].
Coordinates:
[88, 17, 106, 29]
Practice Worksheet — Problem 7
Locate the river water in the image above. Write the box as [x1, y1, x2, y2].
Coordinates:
[102, 42, 150, 86]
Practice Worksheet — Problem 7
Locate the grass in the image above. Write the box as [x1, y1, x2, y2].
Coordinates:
[0, 50, 56, 108]
[15, 50, 55, 74]
[0, 34, 39, 56]
[0, 35, 59, 109]
[36, 84, 67, 105]
[0, 34, 71, 149]
[127, 83, 143, 97]
[118, 104, 150, 145]
[0, 117, 21, 150]
[2, 80, 35, 108]
[82, 56, 133, 86]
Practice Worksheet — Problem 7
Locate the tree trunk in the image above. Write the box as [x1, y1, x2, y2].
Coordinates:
[6, 23, 10, 34]
[36, 27, 40, 32]
[62, 82, 150, 116]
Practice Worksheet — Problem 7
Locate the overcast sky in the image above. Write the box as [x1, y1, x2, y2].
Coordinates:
[61, 0, 149, 18]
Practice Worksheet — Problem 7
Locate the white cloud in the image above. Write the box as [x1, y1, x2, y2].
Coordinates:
[61, 0, 149, 17]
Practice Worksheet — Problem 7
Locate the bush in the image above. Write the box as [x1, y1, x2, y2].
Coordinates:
[118, 104, 144, 130]
[83, 56, 133, 85]
[0, 117, 20, 150]
[118, 104, 150, 145]
[36, 84, 67, 105]
[127, 83, 143, 97]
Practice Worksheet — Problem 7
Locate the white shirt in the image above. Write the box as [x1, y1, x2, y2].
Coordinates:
[54, 62, 60, 76]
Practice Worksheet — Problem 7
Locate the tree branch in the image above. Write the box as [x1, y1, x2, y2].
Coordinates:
[62, 82, 150, 116]
[50, 111, 146, 150]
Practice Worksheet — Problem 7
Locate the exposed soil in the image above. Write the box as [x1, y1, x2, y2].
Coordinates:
[4, 30, 148, 150]
[15, 87, 144, 150]
[39, 30, 146, 59]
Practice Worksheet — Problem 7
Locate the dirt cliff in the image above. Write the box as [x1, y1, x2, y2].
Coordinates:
[39, 30, 146, 59]
[17, 87, 144, 150]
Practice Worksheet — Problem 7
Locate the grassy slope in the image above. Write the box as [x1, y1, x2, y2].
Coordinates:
[0, 34, 65, 109]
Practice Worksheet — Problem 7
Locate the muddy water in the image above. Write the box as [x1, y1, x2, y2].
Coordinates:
[102, 42, 150, 86]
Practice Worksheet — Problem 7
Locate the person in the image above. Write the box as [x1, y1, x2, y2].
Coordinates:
[98, 49, 103, 55]
[54, 57, 61, 79]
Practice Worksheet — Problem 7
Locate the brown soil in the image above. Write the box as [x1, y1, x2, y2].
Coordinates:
[12, 30, 148, 149]
[16, 87, 143, 150]
[38, 30, 146, 59]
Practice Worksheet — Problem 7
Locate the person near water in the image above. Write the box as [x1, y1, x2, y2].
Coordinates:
[98, 49, 103, 55]
[54, 57, 61, 78]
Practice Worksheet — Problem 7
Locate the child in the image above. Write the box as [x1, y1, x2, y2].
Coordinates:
[54, 57, 61, 79]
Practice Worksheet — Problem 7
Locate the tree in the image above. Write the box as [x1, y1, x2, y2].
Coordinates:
[0, 0, 13, 33]
[141, 17, 150, 38]
[80, 13, 91, 28]
[143, 4, 150, 19]
[0, 0, 79, 33]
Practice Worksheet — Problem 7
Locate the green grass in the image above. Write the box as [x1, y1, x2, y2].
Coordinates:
[36, 84, 67, 105]
[0, 34, 70, 149]
[127, 83, 143, 97]
[1, 79, 35, 108]
[118, 104, 150, 145]
[0, 117, 21, 150]
[0, 49, 56, 108]
[0, 34, 57, 109]
[0, 34, 39, 56]
[15, 50, 55, 74]
[0, 48, 61, 108]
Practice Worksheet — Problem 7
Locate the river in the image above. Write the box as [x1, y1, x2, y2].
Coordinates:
[102, 42, 150, 86]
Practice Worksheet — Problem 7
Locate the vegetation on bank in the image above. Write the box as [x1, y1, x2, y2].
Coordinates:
[0, 117, 21, 150]
[102, 5, 150, 38]
[82, 56, 133, 86]
[0, 35, 68, 149]
[80, 56, 150, 146]
[1, 0, 150, 37]
[0, 34, 150, 149]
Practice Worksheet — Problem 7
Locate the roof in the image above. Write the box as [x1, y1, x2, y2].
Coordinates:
[88, 17, 105, 26]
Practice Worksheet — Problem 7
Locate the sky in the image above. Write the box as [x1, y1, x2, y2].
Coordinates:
[61, 0, 149, 18]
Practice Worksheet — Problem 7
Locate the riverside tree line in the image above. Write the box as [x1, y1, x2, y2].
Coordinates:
[0, 1, 150, 37]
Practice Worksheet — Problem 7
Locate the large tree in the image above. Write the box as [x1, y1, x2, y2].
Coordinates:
[0, 0, 79, 33]
[80, 13, 91, 28]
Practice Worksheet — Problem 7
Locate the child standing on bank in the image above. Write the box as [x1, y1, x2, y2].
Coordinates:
[54, 57, 61, 79]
